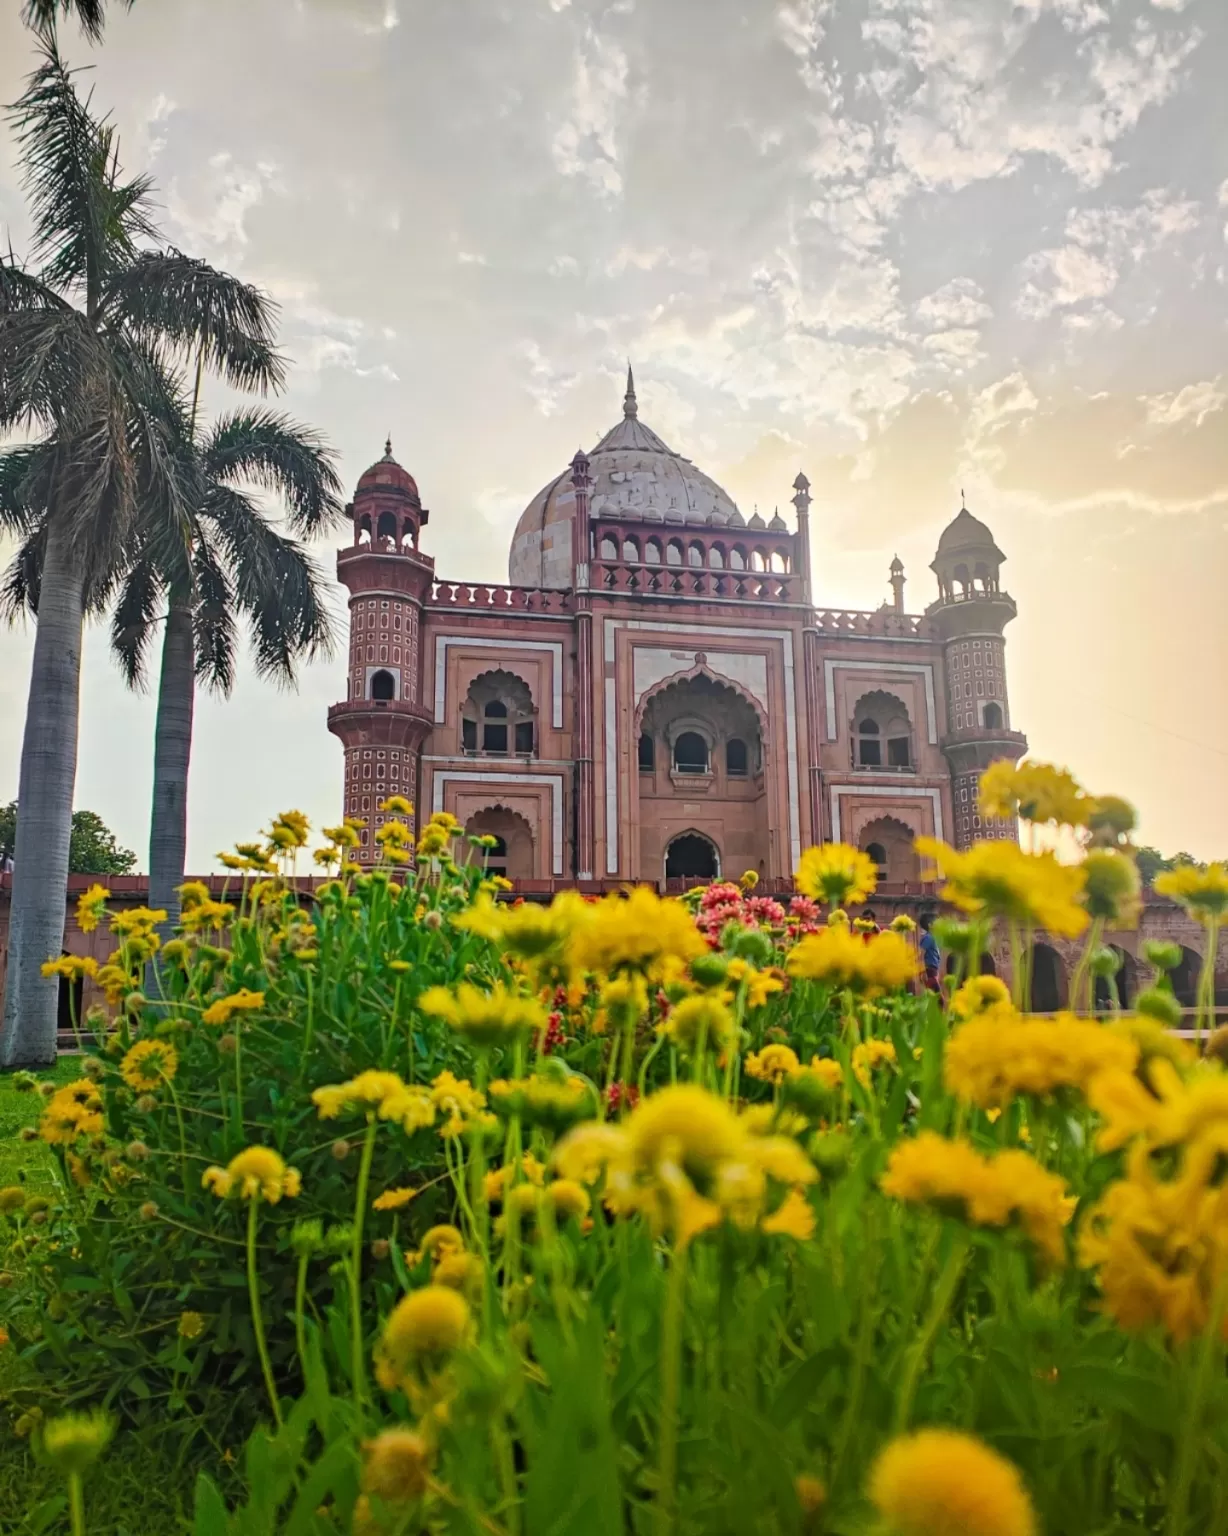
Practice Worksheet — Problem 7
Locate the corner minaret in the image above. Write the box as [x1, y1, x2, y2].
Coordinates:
[927, 501, 1027, 848]
[327, 442, 435, 863]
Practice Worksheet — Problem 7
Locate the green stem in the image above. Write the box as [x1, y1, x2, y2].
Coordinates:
[163, 1074, 191, 1200]
[68, 1472, 85, 1536]
[831, 1206, 879, 1491]
[1195, 919, 1219, 1047]
[1008, 921, 1024, 1011]
[246, 1197, 282, 1427]
[1166, 1277, 1228, 1536]
[233, 1023, 244, 1141]
[294, 1252, 310, 1387]
[350, 1118, 378, 1411]
[655, 1242, 689, 1536]
[1070, 915, 1103, 1015]
[893, 1230, 970, 1432]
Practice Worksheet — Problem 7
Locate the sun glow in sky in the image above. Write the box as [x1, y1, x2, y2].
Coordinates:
[0, 0, 1225, 869]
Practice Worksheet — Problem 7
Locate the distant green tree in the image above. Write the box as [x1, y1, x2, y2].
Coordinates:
[0, 802, 136, 875]
[1135, 846, 1201, 888]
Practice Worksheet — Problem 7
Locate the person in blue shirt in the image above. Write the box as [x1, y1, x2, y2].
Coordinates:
[919, 912, 941, 994]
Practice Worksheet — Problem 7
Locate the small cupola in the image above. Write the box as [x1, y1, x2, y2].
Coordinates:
[350, 438, 429, 553]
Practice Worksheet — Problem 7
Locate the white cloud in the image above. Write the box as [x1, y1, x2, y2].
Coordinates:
[165, 153, 283, 257]
[1017, 190, 1199, 318]
[551, 27, 629, 198]
[915, 278, 992, 330]
[519, 341, 581, 415]
[921, 328, 984, 369]
[1144, 379, 1226, 429]
[457, 250, 488, 266]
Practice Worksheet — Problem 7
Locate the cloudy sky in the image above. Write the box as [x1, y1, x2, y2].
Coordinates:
[1, 0, 1225, 868]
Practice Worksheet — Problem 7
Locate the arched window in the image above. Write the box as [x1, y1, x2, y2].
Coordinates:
[638, 733, 655, 773]
[376, 511, 397, 549]
[750, 548, 766, 573]
[622, 537, 640, 563]
[645, 539, 663, 565]
[853, 691, 913, 770]
[599, 534, 618, 560]
[688, 542, 704, 568]
[462, 671, 536, 758]
[483, 699, 508, 754]
[983, 701, 1003, 729]
[865, 841, 888, 878]
[769, 549, 788, 573]
[726, 738, 748, 777]
[665, 832, 719, 881]
[709, 545, 725, 569]
[953, 563, 971, 594]
[484, 835, 508, 878]
[730, 546, 746, 571]
[666, 540, 684, 566]
[370, 669, 396, 702]
[674, 732, 709, 775]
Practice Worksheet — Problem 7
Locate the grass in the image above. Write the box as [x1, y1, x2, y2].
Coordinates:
[0, 1057, 78, 1196]
[1, 1058, 202, 1533]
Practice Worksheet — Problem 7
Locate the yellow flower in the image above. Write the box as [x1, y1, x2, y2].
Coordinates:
[120, 1039, 178, 1092]
[626, 1085, 743, 1186]
[945, 1012, 1138, 1109]
[794, 843, 877, 906]
[177, 1311, 205, 1340]
[1081, 849, 1141, 925]
[794, 1473, 825, 1516]
[488, 1073, 595, 1132]
[881, 1132, 1071, 1267]
[0, 1186, 26, 1213]
[178, 898, 236, 933]
[75, 884, 111, 934]
[551, 1123, 630, 1186]
[851, 1038, 896, 1089]
[41, 1411, 116, 1476]
[599, 972, 650, 1029]
[453, 891, 575, 962]
[566, 887, 707, 977]
[978, 759, 1088, 828]
[949, 975, 1012, 1021]
[110, 906, 168, 936]
[547, 1178, 591, 1221]
[373, 1187, 418, 1212]
[662, 993, 738, 1055]
[41, 954, 98, 982]
[483, 1154, 547, 1204]
[421, 1224, 466, 1262]
[200, 989, 266, 1026]
[39, 1081, 104, 1145]
[740, 870, 759, 891]
[428, 1070, 490, 1138]
[378, 796, 415, 818]
[915, 837, 1089, 939]
[869, 1429, 1036, 1536]
[202, 1146, 301, 1203]
[1154, 862, 1228, 923]
[419, 982, 546, 1048]
[361, 1428, 432, 1504]
[727, 958, 786, 1009]
[762, 1188, 815, 1240]
[433, 1249, 484, 1295]
[787, 926, 918, 994]
[745, 1043, 801, 1083]
[375, 1286, 471, 1389]
[890, 913, 917, 934]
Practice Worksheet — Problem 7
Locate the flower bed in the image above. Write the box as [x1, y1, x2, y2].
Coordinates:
[3, 773, 1228, 1535]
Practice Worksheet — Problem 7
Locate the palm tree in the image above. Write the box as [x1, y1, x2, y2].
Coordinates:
[4, 408, 345, 938]
[116, 408, 344, 931]
[0, 40, 282, 1067]
[22, 0, 134, 42]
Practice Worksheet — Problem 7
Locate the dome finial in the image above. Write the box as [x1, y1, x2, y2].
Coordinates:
[960, 486, 966, 510]
[384, 434, 393, 460]
[623, 361, 637, 419]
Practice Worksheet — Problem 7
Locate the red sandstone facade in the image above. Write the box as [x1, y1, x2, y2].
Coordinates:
[328, 371, 1028, 888]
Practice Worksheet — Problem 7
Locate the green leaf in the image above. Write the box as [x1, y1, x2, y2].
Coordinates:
[193, 1473, 231, 1536]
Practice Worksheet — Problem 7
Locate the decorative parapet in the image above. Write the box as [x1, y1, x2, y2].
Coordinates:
[426, 582, 574, 613]
[810, 608, 936, 638]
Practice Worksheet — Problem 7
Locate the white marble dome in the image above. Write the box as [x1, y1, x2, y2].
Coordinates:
[509, 370, 743, 588]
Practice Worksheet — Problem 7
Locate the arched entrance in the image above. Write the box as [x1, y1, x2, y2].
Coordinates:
[665, 832, 720, 881]
[56, 954, 84, 1038]
[1029, 942, 1066, 1013]
[464, 806, 535, 881]
[1093, 945, 1136, 1011]
[1170, 946, 1201, 1009]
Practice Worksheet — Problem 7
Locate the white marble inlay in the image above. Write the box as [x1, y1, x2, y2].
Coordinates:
[822, 659, 938, 745]
[828, 782, 944, 842]
[433, 636, 564, 727]
[430, 770, 565, 875]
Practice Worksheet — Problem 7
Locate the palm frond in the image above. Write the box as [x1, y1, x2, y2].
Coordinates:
[0, 523, 47, 620]
[21, 0, 134, 43]
[107, 252, 285, 394]
[8, 38, 154, 304]
[191, 530, 236, 695]
[201, 409, 344, 535]
[0, 304, 104, 432]
[0, 443, 52, 535]
[108, 555, 165, 688]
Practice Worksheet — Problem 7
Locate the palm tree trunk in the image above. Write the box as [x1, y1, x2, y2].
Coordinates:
[0, 522, 85, 1068]
[147, 594, 195, 939]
